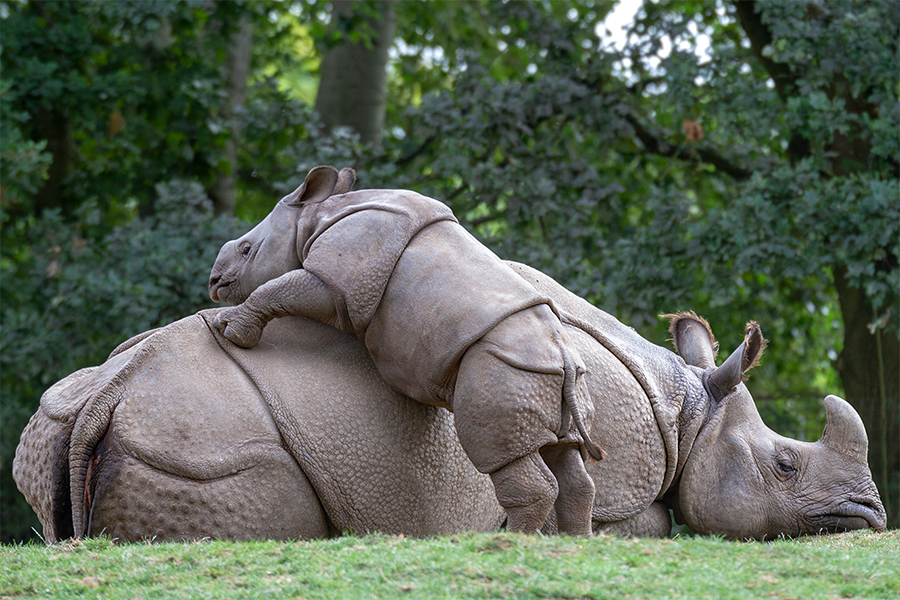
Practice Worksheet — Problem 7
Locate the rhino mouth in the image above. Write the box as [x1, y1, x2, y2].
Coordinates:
[805, 499, 887, 534]
[209, 280, 226, 303]
[209, 278, 242, 305]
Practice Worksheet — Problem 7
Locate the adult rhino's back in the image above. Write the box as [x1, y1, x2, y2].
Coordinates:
[14, 310, 503, 542]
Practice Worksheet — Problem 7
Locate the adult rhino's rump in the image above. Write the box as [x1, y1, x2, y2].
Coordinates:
[13, 310, 504, 542]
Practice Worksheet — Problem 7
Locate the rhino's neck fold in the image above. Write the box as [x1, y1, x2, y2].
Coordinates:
[667, 371, 711, 497]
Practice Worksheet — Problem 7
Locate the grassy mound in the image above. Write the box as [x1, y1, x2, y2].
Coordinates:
[1, 530, 897, 599]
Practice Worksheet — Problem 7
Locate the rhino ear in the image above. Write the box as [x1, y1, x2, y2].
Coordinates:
[740, 321, 766, 372]
[332, 167, 357, 195]
[283, 166, 340, 206]
[664, 312, 718, 369]
[706, 321, 766, 401]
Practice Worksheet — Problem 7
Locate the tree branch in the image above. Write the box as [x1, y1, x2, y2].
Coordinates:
[621, 108, 757, 181]
[394, 133, 438, 167]
[469, 209, 505, 228]
[733, 1, 795, 103]
[733, 0, 811, 162]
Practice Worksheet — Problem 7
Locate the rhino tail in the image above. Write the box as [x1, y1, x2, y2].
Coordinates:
[560, 345, 606, 462]
[67, 340, 156, 538]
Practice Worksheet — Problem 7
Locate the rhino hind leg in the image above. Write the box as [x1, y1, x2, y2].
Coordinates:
[87, 425, 331, 542]
[489, 452, 559, 533]
[453, 317, 597, 535]
[541, 445, 595, 535]
[13, 408, 75, 543]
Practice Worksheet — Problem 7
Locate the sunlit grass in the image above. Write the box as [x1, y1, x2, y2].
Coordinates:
[1, 530, 896, 599]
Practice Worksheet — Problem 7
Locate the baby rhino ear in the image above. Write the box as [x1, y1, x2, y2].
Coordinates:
[283, 166, 340, 205]
[333, 167, 357, 195]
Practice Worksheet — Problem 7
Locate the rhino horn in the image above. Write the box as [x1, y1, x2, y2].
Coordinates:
[819, 395, 868, 462]
[283, 165, 340, 206]
[705, 321, 766, 401]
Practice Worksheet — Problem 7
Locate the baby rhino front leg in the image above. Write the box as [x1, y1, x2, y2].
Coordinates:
[214, 269, 338, 348]
[215, 302, 269, 348]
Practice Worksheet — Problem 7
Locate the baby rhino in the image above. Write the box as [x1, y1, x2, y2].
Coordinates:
[209, 165, 604, 535]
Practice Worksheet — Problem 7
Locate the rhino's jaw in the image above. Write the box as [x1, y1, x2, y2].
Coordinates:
[209, 239, 252, 305]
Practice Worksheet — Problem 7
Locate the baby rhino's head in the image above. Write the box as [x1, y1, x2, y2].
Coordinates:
[208, 165, 355, 305]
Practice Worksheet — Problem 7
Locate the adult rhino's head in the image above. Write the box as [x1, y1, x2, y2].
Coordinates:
[209, 166, 355, 305]
[668, 313, 886, 539]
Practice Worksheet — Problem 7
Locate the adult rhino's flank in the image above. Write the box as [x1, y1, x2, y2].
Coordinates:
[14, 263, 886, 542]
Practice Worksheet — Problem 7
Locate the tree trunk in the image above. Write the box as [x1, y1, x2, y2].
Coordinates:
[208, 15, 253, 216]
[833, 268, 900, 528]
[32, 107, 75, 213]
[314, 0, 396, 146]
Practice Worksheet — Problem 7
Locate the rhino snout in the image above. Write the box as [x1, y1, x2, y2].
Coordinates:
[800, 478, 887, 535]
[209, 272, 224, 302]
[208, 267, 227, 302]
[837, 495, 887, 532]
[209, 265, 240, 304]
[209, 242, 236, 303]
[209, 274, 239, 305]
[805, 497, 886, 534]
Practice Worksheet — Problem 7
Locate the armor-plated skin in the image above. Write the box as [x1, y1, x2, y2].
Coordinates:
[13, 263, 887, 542]
[208, 166, 603, 535]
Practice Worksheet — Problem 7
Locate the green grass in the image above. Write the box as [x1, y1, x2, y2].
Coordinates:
[1, 530, 897, 599]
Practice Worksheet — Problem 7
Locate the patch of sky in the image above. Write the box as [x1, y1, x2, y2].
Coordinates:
[390, 39, 446, 69]
[597, 0, 716, 87]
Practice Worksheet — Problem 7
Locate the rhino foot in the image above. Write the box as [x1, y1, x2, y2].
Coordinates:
[214, 305, 266, 348]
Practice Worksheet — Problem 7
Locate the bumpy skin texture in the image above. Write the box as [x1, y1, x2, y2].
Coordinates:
[522, 263, 885, 538]
[14, 311, 505, 542]
[13, 262, 886, 542]
[208, 167, 601, 534]
[13, 166, 887, 540]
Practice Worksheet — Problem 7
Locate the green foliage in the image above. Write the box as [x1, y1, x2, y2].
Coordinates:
[1, 531, 897, 599]
[0, 0, 294, 215]
[0, 80, 52, 207]
[2, 0, 897, 540]
[360, 1, 850, 422]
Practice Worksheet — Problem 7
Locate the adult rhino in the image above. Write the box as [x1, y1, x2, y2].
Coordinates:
[14, 262, 886, 543]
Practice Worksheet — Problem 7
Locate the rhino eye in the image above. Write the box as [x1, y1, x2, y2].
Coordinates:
[239, 242, 252, 259]
[776, 459, 796, 475]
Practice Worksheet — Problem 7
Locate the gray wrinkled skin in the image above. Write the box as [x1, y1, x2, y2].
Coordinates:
[14, 311, 506, 542]
[208, 166, 604, 535]
[13, 169, 886, 541]
[516, 263, 886, 539]
[13, 264, 885, 542]
[14, 271, 886, 542]
[13, 278, 885, 542]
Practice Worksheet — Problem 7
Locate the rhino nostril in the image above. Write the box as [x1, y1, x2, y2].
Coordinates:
[209, 275, 222, 302]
